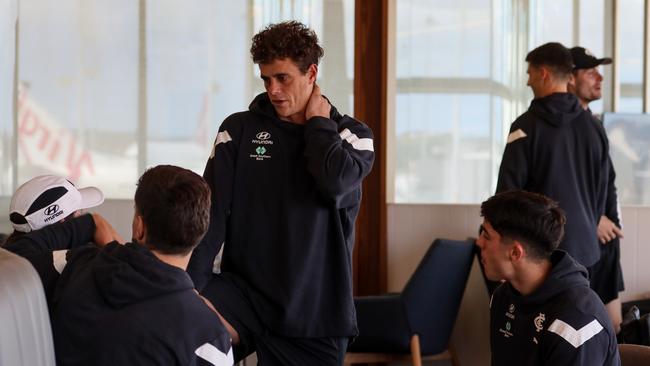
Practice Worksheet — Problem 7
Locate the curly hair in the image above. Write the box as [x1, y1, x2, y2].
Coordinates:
[481, 190, 566, 261]
[250, 21, 324, 73]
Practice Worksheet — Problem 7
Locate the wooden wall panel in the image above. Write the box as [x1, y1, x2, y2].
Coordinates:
[352, 0, 388, 295]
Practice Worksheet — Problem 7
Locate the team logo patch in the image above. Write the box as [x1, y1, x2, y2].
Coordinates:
[256, 132, 271, 140]
[252, 131, 274, 145]
[250, 145, 271, 161]
[43, 204, 64, 223]
[534, 313, 546, 333]
[505, 303, 516, 320]
[44, 204, 59, 216]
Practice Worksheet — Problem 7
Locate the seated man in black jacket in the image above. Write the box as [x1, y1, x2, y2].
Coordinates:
[8, 165, 233, 366]
[3, 175, 109, 302]
[478, 190, 620, 366]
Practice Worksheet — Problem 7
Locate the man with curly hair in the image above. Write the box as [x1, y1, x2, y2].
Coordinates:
[188, 21, 375, 365]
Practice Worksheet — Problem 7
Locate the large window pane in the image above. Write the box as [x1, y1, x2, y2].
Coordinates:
[394, 0, 521, 204]
[12, 1, 353, 199]
[579, 0, 605, 114]
[530, 0, 573, 47]
[604, 113, 650, 205]
[619, 0, 643, 112]
[395, 94, 492, 203]
[0, 0, 17, 196]
[18, 0, 138, 198]
[397, 0, 490, 79]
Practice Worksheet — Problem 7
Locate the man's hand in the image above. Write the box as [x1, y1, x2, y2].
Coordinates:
[597, 215, 624, 244]
[305, 84, 331, 120]
[91, 213, 124, 246]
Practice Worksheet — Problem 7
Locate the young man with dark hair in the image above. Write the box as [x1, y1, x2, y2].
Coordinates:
[496, 42, 610, 285]
[478, 190, 620, 366]
[188, 21, 374, 365]
[9, 165, 233, 366]
[568, 46, 625, 331]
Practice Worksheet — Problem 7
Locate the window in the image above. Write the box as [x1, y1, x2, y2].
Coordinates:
[393, 0, 527, 203]
[5, 0, 354, 198]
[0, 1, 17, 196]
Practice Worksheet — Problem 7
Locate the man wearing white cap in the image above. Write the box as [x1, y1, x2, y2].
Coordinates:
[3, 175, 110, 301]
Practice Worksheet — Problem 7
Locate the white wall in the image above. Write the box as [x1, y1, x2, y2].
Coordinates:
[387, 203, 650, 365]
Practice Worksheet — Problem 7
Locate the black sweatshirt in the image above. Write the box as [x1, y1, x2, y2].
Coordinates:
[3, 214, 96, 304]
[496, 93, 609, 267]
[490, 251, 620, 366]
[6, 215, 232, 366]
[187, 93, 375, 337]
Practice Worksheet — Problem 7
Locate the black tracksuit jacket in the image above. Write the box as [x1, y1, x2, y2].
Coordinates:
[187, 93, 375, 337]
[490, 251, 620, 366]
[5, 215, 232, 366]
[496, 93, 609, 267]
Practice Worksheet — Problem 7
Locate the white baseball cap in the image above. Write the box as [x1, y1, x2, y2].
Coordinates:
[9, 175, 105, 233]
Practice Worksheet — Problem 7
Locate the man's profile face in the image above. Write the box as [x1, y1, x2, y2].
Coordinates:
[476, 220, 511, 281]
[526, 64, 544, 97]
[571, 67, 603, 104]
[259, 58, 316, 123]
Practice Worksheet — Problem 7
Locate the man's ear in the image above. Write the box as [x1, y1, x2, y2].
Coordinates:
[510, 240, 526, 262]
[540, 66, 551, 83]
[133, 214, 146, 243]
[307, 64, 318, 84]
[567, 73, 576, 90]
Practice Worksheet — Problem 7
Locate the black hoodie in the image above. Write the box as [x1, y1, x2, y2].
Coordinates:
[187, 92, 374, 337]
[490, 251, 620, 366]
[497, 93, 609, 267]
[50, 240, 232, 366]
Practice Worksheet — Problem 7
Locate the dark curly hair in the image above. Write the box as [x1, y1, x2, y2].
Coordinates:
[134, 165, 211, 255]
[250, 21, 324, 73]
[481, 190, 566, 261]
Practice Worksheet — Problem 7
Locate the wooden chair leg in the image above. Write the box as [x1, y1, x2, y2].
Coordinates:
[410, 335, 423, 366]
[449, 343, 461, 366]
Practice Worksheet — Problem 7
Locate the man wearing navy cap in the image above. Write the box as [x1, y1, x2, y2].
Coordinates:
[568, 46, 624, 332]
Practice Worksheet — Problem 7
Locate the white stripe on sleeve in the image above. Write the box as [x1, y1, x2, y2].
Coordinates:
[52, 250, 69, 274]
[547, 319, 604, 348]
[339, 128, 374, 152]
[210, 131, 233, 159]
[195, 343, 233, 366]
[507, 129, 527, 144]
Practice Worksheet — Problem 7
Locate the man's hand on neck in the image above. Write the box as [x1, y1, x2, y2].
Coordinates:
[305, 84, 331, 120]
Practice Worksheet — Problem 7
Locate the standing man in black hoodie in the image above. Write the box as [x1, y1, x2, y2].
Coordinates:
[187, 21, 375, 365]
[496, 42, 610, 282]
[568, 46, 624, 332]
[10, 166, 233, 365]
[478, 190, 620, 365]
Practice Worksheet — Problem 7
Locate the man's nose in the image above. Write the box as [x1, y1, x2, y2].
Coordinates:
[267, 80, 281, 95]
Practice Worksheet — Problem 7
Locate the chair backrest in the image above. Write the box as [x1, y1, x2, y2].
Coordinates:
[619, 344, 650, 366]
[0, 248, 56, 366]
[401, 238, 475, 355]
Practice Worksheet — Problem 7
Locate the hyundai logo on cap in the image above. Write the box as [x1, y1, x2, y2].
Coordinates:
[256, 132, 271, 140]
[44, 204, 59, 216]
